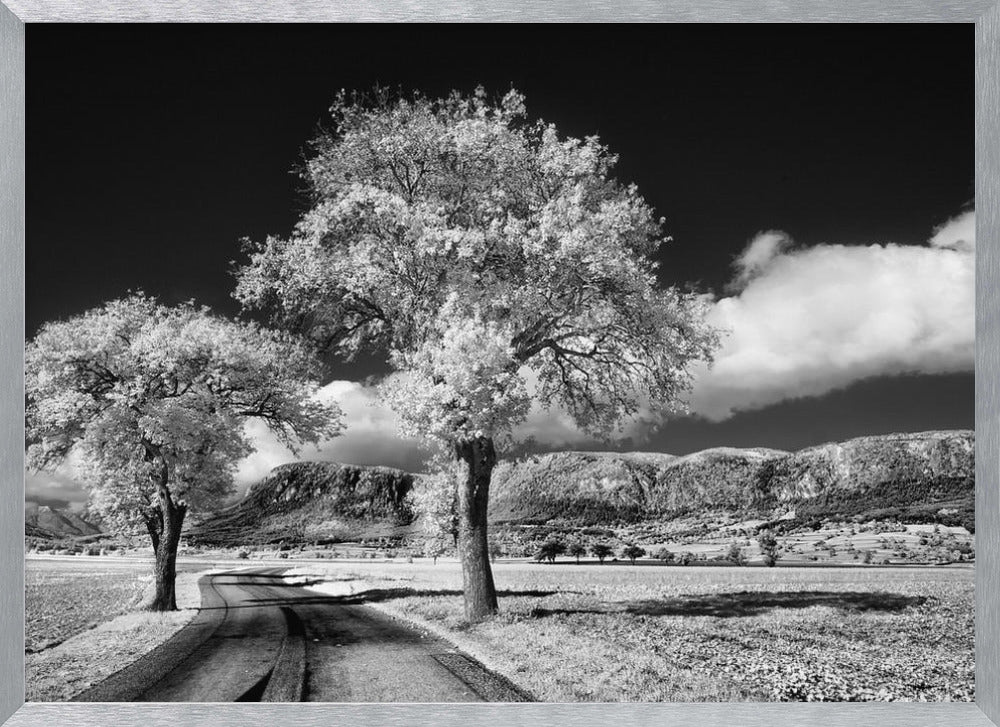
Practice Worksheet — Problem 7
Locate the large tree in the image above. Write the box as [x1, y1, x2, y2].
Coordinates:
[26, 294, 340, 611]
[234, 87, 718, 621]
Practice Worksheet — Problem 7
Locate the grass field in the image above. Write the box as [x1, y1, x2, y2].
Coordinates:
[24, 555, 974, 703]
[25, 557, 207, 701]
[25, 561, 154, 652]
[295, 560, 975, 702]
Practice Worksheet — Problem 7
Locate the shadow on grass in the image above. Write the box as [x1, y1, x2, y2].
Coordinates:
[528, 590, 927, 619]
[204, 583, 566, 610]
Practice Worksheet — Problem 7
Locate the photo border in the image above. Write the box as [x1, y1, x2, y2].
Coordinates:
[1, 4, 997, 726]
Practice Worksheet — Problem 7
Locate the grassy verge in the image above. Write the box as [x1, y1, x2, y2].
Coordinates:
[25, 567, 204, 702]
[296, 561, 974, 702]
[26, 565, 155, 653]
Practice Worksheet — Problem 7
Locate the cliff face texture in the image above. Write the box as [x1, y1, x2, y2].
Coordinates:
[184, 430, 973, 546]
[189, 461, 417, 546]
[489, 430, 974, 529]
[24, 503, 102, 538]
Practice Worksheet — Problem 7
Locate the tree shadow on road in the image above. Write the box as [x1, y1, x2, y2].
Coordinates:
[232, 587, 567, 609]
[527, 590, 927, 619]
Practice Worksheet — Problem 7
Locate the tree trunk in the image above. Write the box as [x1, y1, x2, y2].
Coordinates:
[141, 468, 187, 612]
[455, 435, 499, 622]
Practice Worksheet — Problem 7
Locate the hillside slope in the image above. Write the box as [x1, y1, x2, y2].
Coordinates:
[186, 430, 974, 548]
[489, 430, 974, 529]
[189, 461, 417, 546]
[24, 503, 102, 539]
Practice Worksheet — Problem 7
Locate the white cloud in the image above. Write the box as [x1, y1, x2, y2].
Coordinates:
[930, 209, 975, 252]
[730, 229, 796, 290]
[687, 211, 975, 420]
[24, 468, 90, 509]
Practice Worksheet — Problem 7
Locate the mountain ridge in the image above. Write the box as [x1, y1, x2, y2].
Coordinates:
[489, 429, 974, 529]
[31, 429, 975, 546]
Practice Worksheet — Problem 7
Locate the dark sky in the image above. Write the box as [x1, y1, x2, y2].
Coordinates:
[26, 24, 974, 462]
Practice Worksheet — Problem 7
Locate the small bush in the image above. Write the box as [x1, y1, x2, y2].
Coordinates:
[757, 529, 779, 567]
[621, 544, 646, 565]
[568, 541, 588, 563]
[653, 547, 675, 563]
[536, 539, 566, 563]
[591, 542, 614, 563]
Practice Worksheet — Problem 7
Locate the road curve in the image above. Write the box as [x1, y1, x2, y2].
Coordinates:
[74, 568, 527, 703]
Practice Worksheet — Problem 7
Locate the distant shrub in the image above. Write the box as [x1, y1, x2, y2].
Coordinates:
[591, 542, 614, 563]
[236, 550, 249, 559]
[653, 547, 675, 563]
[757, 529, 779, 567]
[568, 541, 588, 563]
[725, 542, 746, 566]
[621, 544, 646, 565]
[489, 540, 503, 562]
[536, 539, 566, 564]
[580, 527, 615, 538]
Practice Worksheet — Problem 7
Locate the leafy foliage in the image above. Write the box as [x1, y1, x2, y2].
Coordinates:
[654, 547, 676, 563]
[234, 86, 718, 447]
[591, 543, 614, 563]
[408, 453, 461, 543]
[757, 530, 779, 567]
[622, 544, 646, 564]
[25, 293, 340, 531]
[725, 543, 746, 566]
[536, 539, 567, 563]
[233, 86, 718, 619]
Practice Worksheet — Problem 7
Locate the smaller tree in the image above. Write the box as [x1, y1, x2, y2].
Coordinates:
[26, 294, 340, 610]
[654, 547, 675, 564]
[757, 529, 779, 567]
[622, 544, 646, 565]
[592, 542, 614, 564]
[411, 458, 461, 547]
[423, 539, 444, 564]
[725, 542, 746, 566]
[568, 541, 588, 564]
[678, 551, 695, 566]
[537, 539, 566, 564]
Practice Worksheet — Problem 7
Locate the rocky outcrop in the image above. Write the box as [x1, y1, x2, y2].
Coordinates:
[189, 461, 417, 546]
[489, 430, 974, 529]
[24, 503, 102, 538]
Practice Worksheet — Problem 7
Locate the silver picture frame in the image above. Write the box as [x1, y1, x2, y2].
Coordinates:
[1, 3, 997, 726]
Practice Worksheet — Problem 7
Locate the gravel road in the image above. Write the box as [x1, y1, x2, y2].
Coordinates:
[73, 567, 527, 702]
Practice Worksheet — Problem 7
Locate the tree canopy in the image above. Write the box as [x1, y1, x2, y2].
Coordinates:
[26, 293, 340, 610]
[233, 86, 719, 620]
[235, 87, 718, 447]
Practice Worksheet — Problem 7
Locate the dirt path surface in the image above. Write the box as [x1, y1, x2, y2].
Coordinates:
[73, 568, 524, 703]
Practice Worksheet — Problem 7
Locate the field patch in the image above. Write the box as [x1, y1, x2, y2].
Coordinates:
[26, 562, 153, 652]
[25, 558, 206, 701]
[298, 561, 974, 702]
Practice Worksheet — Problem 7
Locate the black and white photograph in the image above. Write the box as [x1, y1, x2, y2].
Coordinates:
[22, 24, 975, 703]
